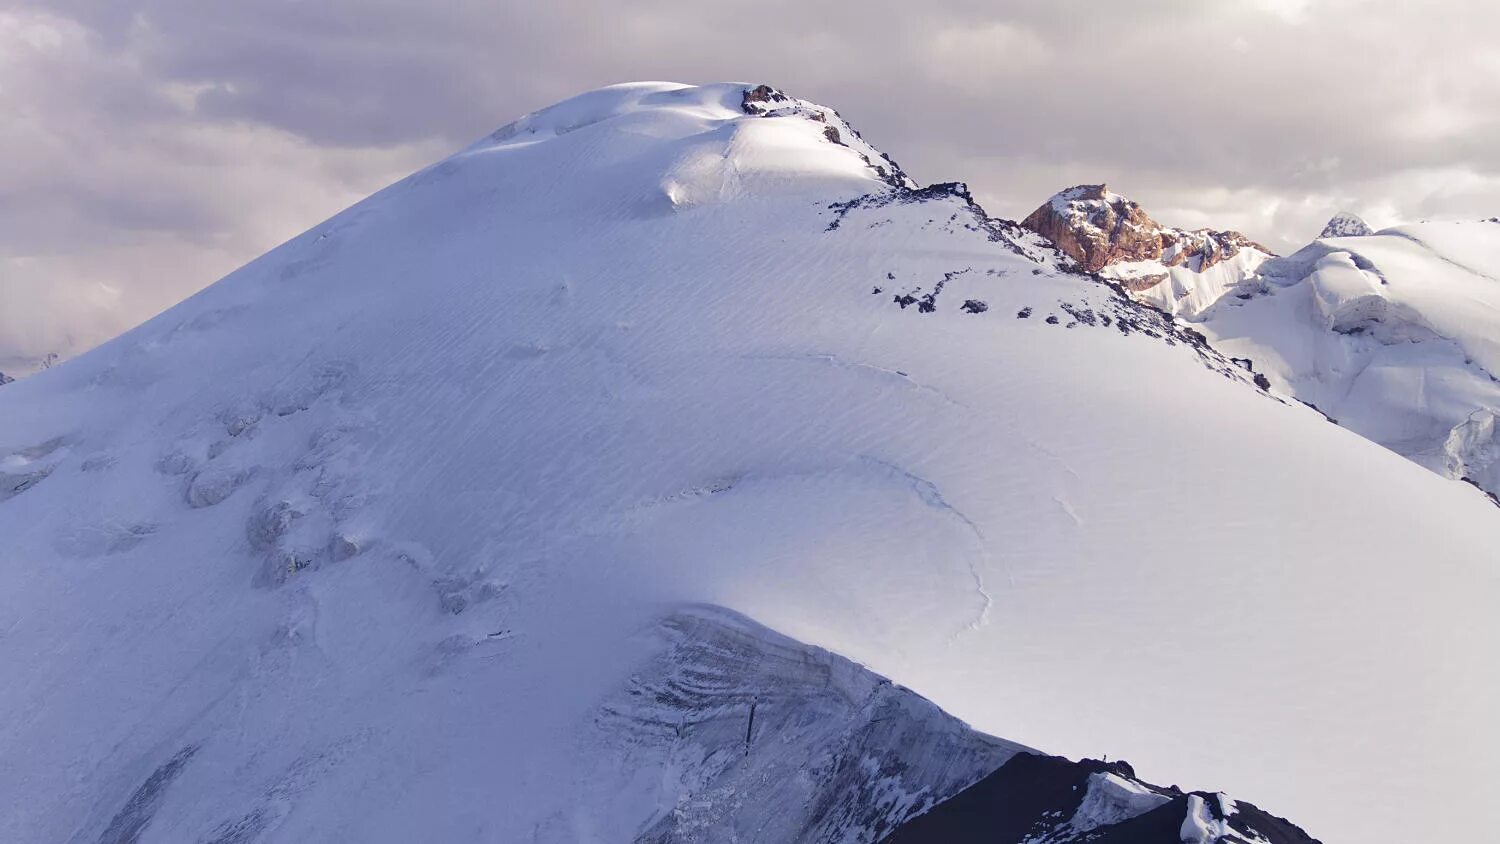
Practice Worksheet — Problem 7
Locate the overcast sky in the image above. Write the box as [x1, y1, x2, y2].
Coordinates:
[3, 0, 1496, 369]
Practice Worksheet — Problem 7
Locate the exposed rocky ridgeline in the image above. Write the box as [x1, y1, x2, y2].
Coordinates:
[0, 371, 12, 386]
[1319, 211, 1375, 239]
[1021, 185, 1274, 317]
[885, 752, 1321, 844]
[1021, 184, 1269, 275]
[1021, 185, 1164, 273]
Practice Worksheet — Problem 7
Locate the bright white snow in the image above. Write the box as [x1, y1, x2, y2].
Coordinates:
[0, 82, 1496, 843]
[1068, 772, 1170, 834]
[1198, 218, 1500, 496]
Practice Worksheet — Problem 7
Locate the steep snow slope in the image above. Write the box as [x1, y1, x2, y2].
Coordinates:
[1199, 219, 1500, 497]
[1, 83, 1497, 842]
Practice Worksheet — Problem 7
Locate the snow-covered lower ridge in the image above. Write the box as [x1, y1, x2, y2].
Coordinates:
[1, 82, 1497, 843]
[1020, 184, 1275, 318]
[885, 753, 1316, 843]
[47, 602, 1306, 843]
[1194, 218, 1500, 499]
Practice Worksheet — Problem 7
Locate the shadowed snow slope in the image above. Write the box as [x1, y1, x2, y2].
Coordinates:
[1, 83, 1496, 842]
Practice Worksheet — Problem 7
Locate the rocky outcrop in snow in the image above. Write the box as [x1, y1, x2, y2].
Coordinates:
[885, 751, 1319, 844]
[1020, 185, 1166, 273]
[1319, 211, 1374, 239]
[1020, 185, 1267, 276]
[1020, 185, 1273, 317]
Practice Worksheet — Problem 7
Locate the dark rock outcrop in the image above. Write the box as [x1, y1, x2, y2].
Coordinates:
[884, 751, 1322, 844]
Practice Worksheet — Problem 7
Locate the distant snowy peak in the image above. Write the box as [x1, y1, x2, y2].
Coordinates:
[1319, 211, 1375, 239]
[1021, 184, 1274, 317]
[1196, 219, 1500, 501]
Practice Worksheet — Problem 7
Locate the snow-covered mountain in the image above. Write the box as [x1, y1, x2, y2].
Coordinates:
[1027, 188, 1500, 502]
[1197, 218, 1500, 499]
[2, 82, 1496, 843]
[1020, 184, 1275, 318]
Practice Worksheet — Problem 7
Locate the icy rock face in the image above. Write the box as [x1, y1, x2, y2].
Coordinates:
[587, 606, 1023, 843]
[1445, 410, 1500, 500]
[884, 752, 1317, 844]
[1020, 185, 1273, 317]
[1319, 211, 1374, 239]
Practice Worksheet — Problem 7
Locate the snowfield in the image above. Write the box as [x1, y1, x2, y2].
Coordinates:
[1196, 218, 1500, 497]
[0, 82, 1496, 842]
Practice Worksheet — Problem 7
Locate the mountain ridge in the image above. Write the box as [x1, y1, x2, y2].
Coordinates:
[1017, 182, 1500, 502]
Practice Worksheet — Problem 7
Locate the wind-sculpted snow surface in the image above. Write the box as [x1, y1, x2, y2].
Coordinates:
[0, 83, 1496, 842]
